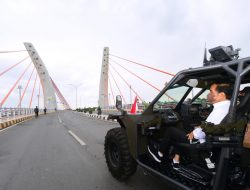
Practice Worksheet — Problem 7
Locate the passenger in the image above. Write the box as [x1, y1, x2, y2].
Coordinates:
[148, 83, 233, 170]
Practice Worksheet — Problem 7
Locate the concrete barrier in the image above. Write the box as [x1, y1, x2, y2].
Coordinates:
[0, 115, 34, 130]
[0, 111, 58, 131]
[81, 112, 117, 122]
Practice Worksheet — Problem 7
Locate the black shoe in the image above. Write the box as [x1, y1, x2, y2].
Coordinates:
[147, 144, 162, 163]
[190, 139, 200, 144]
[172, 162, 181, 170]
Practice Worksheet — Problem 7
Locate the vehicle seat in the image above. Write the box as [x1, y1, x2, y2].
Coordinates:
[237, 87, 250, 117]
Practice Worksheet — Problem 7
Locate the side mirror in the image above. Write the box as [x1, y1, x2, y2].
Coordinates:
[186, 79, 198, 87]
[116, 95, 122, 110]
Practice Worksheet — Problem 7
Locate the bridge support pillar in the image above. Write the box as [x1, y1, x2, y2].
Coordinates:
[24, 43, 57, 110]
[98, 47, 109, 109]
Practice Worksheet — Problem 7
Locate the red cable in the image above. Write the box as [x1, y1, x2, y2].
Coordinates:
[110, 58, 161, 92]
[110, 54, 175, 77]
[29, 73, 38, 108]
[0, 50, 27, 53]
[109, 63, 143, 102]
[17, 66, 35, 107]
[110, 58, 175, 101]
[0, 63, 32, 107]
[108, 77, 115, 106]
[109, 70, 127, 105]
[51, 78, 71, 109]
[0, 56, 29, 77]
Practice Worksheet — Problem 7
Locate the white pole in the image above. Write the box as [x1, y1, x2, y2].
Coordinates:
[68, 84, 82, 109]
[18, 85, 22, 108]
[37, 94, 40, 108]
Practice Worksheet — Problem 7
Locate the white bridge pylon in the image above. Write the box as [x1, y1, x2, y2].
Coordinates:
[24, 42, 57, 110]
[98, 47, 109, 109]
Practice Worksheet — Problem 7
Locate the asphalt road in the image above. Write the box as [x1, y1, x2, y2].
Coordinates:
[0, 111, 168, 190]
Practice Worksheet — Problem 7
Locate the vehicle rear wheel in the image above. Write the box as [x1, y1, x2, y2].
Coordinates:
[104, 127, 137, 181]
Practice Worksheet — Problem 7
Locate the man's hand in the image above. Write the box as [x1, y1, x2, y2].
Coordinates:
[187, 132, 194, 141]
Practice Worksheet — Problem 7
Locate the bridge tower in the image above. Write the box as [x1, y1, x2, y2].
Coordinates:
[98, 47, 109, 109]
[24, 42, 57, 110]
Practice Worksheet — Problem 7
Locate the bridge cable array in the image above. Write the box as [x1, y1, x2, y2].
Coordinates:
[109, 63, 143, 102]
[108, 77, 115, 106]
[107, 53, 176, 106]
[51, 78, 71, 109]
[0, 49, 45, 108]
[0, 63, 32, 107]
[0, 47, 69, 109]
[0, 50, 27, 53]
[17, 67, 35, 108]
[109, 54, 175, 77]
[109, 69, 127, 105]
[0, 56, 29, 77]
[29, 73, 38, 108]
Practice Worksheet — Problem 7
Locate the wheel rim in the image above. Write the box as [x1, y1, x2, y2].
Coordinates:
[109, 141, 120, 168]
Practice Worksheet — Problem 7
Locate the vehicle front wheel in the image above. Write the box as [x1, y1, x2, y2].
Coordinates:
[104, 127, 137, 181]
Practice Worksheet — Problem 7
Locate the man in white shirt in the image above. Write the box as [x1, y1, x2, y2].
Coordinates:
[148, 83, 233, 170]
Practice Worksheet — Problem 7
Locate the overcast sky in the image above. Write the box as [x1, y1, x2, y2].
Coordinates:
[1, 0, 250, 109]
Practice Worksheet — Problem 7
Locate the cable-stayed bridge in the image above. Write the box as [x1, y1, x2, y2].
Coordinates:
[98, 47, 174, 113]
[0, 43, 170, 190]
[1, 43, 175, 118]
[0, 43, 71, 123]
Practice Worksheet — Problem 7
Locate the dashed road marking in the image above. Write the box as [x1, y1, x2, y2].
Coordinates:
[68, 130, 86, 146]
[58, 114, 62, 123]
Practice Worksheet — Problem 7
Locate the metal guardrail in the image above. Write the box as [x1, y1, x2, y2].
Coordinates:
[0, 108, 54, 122]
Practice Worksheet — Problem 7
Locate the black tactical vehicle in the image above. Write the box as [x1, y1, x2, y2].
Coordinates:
[104, 45, 250, 190]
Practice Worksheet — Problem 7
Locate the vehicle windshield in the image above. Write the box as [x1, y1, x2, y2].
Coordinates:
[153, 84, 189, 110]
[153, 82, 211, 111]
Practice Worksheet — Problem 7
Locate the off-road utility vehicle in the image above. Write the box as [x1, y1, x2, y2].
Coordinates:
[104, 45, 250, 190]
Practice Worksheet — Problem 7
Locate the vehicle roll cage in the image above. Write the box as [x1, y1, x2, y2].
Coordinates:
[144, 57, 250, 123]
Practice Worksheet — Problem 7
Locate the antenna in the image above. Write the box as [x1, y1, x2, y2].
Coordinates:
[203, 43, 208, 65]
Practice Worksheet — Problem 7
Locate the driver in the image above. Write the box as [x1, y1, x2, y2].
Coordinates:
[148, 83, 233, 170]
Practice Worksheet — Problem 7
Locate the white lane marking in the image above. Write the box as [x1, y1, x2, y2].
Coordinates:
[68, 130, 86, 146]
[58, 114, 62, 123]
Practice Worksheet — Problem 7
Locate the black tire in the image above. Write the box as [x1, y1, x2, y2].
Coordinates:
[104, 127, 137, 181]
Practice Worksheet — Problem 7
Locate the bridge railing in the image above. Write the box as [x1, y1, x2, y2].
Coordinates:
[102, 103, 145, 110]
[94, 104, 145, 115]
[0, 108, 54, 122]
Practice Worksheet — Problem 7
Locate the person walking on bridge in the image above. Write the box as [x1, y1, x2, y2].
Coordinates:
[44, 107, 47, 115]
[34, 106, 39, 118]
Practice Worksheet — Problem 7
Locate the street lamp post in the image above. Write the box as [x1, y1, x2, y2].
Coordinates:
[17, 85, 22, 108]
[37, 94, 40, 108]
[68, 83, 82, 109]
[80, 96, 82, 108]
[108, 93, 111, 109]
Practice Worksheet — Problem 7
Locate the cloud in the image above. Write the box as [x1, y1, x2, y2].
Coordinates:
[1, 0, 250, 108]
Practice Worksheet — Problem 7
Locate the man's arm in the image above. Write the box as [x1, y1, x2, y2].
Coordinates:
[200, 119, 247, 135]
